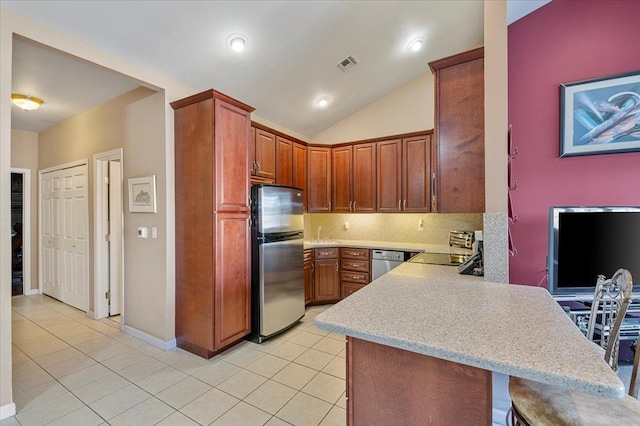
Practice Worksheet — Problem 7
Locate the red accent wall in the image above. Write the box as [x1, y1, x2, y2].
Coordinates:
[508, 0, 640, 286]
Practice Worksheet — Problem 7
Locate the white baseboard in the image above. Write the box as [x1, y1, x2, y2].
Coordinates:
[0, 402, 16, 420]
[86, 310, 96, 320]
[123, 325, 177, 350]
[24, 287, 38, 296]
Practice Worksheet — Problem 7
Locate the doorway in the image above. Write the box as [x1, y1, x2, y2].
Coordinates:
[94, 148, 124, 323]
[11, 173, 23, 296]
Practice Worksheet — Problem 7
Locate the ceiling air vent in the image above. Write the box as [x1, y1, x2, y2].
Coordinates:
[337, 55, 359, 72]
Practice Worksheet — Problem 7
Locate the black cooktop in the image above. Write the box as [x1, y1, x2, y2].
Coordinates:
[407, 252, 470, 266]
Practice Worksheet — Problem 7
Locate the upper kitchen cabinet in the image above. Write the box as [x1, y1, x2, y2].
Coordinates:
[307, 146, 332, 212]
[377, 134, 433, 213]
[172, 89, 254, 358]
[251, 127, 276, 180]
[430, 47, 485, 213]
[276, 135, 293, 186]
[332, 143, 376, 213]
[292, 142, 307, 211]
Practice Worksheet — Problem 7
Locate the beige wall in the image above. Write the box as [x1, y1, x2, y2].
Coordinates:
[484, 0, 508, 213]
[310, 71, 434, 144]
[1, 17, 14, 411]
[304, 213, 483, 246]
[10, 130, 39, 293]
[1, 8, 197, 413]
[122, 91, 171, 340]
[38, 86, 158, 315]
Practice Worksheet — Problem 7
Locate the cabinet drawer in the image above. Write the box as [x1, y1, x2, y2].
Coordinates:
[340, 270, 370, 284]
[315, 248, 339, 259]
[342, 282, 366, 298]
[341, 248, 370, 260]
[304, 249, 313, 262]
[340, 259, 370, 273]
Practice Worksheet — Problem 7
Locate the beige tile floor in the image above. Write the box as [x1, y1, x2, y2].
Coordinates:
[3, 295, 346, 426]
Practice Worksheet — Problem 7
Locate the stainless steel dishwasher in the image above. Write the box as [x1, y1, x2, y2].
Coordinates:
[372, 250, 409, 280]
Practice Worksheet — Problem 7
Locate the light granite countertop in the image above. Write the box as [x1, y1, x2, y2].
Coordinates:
[314, 262, 625, 398]
[303, 239, 472, 255]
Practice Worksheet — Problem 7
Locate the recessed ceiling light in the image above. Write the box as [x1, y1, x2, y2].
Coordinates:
[226, 33, 247, 52]
[408, 37, 424, 52]
[315, 96, 330, 107]
[11, 94, 43, 111]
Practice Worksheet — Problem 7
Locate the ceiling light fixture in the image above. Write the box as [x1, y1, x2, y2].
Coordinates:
[315, 96, 330, 107]
[11, 94, 43, 111]
[226, 33, 247, 52]
[408, 37, 424, 52]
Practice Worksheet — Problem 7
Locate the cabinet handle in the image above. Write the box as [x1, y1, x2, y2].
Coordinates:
[312, 263, 315, 273]
[403, 200, 407, 210]
[398, 200, 401, 211]
[354, 200, 357, 210]
[329, 201, 331, 211]
[336, 261, 339, 271]
[349, 200, 353, 211]
[431, 172, 436, 210]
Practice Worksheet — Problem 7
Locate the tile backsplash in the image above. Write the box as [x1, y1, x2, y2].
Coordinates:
[304, 213, 483, 245]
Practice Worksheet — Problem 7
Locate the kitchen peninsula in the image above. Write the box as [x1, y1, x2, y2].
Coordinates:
[314, 262, 625, 425]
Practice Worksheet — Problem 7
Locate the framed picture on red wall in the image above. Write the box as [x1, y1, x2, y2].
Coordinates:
[560, 71, 640, 157]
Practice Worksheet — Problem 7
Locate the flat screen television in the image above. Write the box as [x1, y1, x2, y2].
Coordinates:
[547, 206, 640, 298]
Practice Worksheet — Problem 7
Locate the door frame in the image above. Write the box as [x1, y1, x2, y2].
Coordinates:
[10, 168, 31, 295]
[93, 148, 124, 322]
[38, 159, 90, 299]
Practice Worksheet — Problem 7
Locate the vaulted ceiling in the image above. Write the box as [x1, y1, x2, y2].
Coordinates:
[4, 0, 551, 138]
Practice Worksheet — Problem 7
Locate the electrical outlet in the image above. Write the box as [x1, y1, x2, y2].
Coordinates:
[344, 221, 350, 230]
[418, 219, 424, 231]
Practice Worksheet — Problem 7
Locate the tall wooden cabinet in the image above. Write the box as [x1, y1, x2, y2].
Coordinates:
[430, 47, 485, 213]
[172, 89, 255, 358]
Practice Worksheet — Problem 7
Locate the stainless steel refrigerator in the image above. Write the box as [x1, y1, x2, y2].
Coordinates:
[251, 184, 305, 343]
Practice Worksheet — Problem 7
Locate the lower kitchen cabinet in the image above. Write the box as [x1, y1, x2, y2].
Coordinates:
[313, 248, 340, 302]
[304, 249, 314, 305]
[340, 248, 371, 298]
[342, 282, 366, 298]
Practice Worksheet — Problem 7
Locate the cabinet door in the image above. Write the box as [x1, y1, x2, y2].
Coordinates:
[434, 54, 485, 213]
[402, 135, 432, 213]
[332, 146, 352, 213]
[255, 129, 276, 180]
[249, 126, 256, 176]
[352, 143, 376, 212]
[214, 99, 250, 212]
[292, 142, 307, 211]
[276, 136, 293, 186]
[307, 147, 332, 212]
[376, 139, 402, 213]
[314, 259, 340, 301]
[214, 213, 251, 349]
[304, 260, 314, 305]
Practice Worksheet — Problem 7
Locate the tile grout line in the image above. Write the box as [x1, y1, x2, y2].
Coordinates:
[12, 296, 346, 426]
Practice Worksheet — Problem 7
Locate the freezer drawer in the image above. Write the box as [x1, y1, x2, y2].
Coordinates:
[257, 237, 305, 338]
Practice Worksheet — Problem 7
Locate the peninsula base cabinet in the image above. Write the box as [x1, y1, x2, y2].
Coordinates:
[346, 337, 492, 425]
[172, 89, 254, 359]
